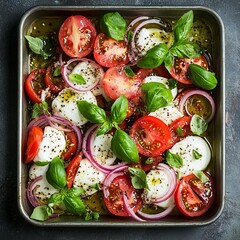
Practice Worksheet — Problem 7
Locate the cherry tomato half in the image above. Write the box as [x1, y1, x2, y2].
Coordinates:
[175, 173, 215, 217]
[58, 15, 97, 58]
[94, 33, 129, 68]
[61, 131, 77, 161]
[104, 174, 142, 216]
[25, 69, 46, 103]
[25, 126, 44, 163]
[129, 116, 171, 157]
[169, 55, 209, 84]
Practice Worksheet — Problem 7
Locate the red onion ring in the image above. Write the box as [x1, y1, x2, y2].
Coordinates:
[61, 58, 104, 92]
[26, 176, 43, 207]
[137, 204, 175, 220]
[179, 89, 215, 123]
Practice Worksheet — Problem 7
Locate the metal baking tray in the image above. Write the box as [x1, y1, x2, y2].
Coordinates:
[18, 5, 225, 227]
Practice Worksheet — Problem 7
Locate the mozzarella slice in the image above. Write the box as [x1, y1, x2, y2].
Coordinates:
[136, 28, 173, 56]
[155, 195, 175, 209]
[143, 76, 177, 99]
[70, 61, 104, 91]
[33, 126, 66, 163]
[52, 88, 97, 126]
[92, 133, 116, 166]
[29, 164, 58, 202]
[73, 158, 106, 197]
[149, 105, 183, 125]
[170, 136, 211, 177]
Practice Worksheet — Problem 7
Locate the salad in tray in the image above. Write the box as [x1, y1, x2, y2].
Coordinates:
[23, 10, 218, 222]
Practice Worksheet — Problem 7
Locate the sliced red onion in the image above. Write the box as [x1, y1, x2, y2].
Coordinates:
[179, 89, 215, 123]
[137, 204, 175, 220]
[26, 176, 43, 207]
[59, 53, 63, 66]
[123, 195, 145, 222]
[61, 58, 104, 92]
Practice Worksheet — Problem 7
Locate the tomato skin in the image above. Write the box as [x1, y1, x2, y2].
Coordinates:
[101, 66, 142, 100]
[175, 173, 215, 217]
[104, 174, 142, 216]
[25, 126, 44, 163]
[169, 116, 191, 147]
[130, 116, 171, 157]
[94, 33, 129, 68]
[58, 15, 97, 58]
[61, 131, 77, 161]
[25, 69, 46, 103]
[137, 65, 171, 80]
[66, 153, 83, 188]
[170, 55, 209, 84]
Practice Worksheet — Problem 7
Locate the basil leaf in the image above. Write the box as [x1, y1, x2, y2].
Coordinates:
[77, 100, 106, 124]
[192, 149, 202, 159]
[25, 35, 43, 55]
[128, 167, 148, 189]
[111, 129, 139, 163]
[166, 151, 183, 168]
[168, 78, 178, 90]
[137, 43, 169, 69]
[63, 196, 86, 214]
[170, 41, 201, 58]
[34, 161, 49, 166]
[100, 12, 127, 40]
[127, 30, 133, 42]
[145, 158, 153, 164]
[177, 169, 182, 179]
[69, 73, 86, 84]
[190, 114, 208, 135]
[47, 193, 63, 205]
[53, 66, 62, 77]
[142, 82, 172, 112]
[92, 183, 100, 190]
[176, 126, 183, 137]
[110, 95, 128, 124]
[85, 211, 100, 221]
[96, 119, 112, 136]
[32, 101, 50, 119]
[174, 10, 193, 43]
[46, 157, 67, 189]
[30, 206, 53, 221]
[164, 52, 174, 72]
[62, 187, 85, 198]
[193, 170, 209, 183]
[188, 64, 218, 90]
[124, 66, 135, 77]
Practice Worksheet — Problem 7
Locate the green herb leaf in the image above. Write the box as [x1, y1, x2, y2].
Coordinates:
[25, 35, 43, 55]
[188, 64, 218, 90]
[128, 167, 149, 189]
[63, 196, 86, 214]
[96, 119, 112, 136]
[110, 94, 128, 124]
[193, 170, 209, 183]
[164, 52, 174, 72]
[124, 66, 136, 77]
[100, 12, 127, 40]
[170, 41, 201, 58]
[145, 158, 153, 164]
[168, 78, 178, 90]
[92, 183, 100, 190]
[46, 157, 67, 189]
[141, 82, 173, 112]
[77, 100, 107, 124]
[190, 114, 208, 135]
[30, 206, 53, 221]
[166, 151, 183, 168]
[127, 30, 133, 42]
[174, 10, 193, 43]
[32, 101, 50, 119]
[176, 126, 183, 137]
[111, 129, 139, 163]
[34, 161, 49, 166]
[85, 211, 100, 221]
[137, 43, 169, 69]
[177, 169, 182, 179]
[47, 193, 63, 205]
[62, 187, 85, 198]
[69, 73, 86, 84]
[53, 66, 62, 77]
[192, 149, 202, 159]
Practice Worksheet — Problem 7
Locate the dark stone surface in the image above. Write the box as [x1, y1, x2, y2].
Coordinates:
[0, 0, 239, 239]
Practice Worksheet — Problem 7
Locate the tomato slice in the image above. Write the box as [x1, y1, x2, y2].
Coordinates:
[25, 69, 46, 103]
[175, 173, 215, 217]
[45, 64, 65, 94]
[66, 152, 83, 188]
[58, 15, 97, 58]
[61, 131, 77, 161]
[137, 65, 171, 80]
[129, 116, 171, 157]
[101, 66, 142, 100]
[25, 126, 44, 163]
[169, 116, 191, 147]
[94, 33, 129, 68]
[104, 174, 142, 216]
[169, 55, 209, 84]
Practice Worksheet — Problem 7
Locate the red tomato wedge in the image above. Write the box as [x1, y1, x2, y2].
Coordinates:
[169, 55, 209, 84]
[129, 116, 171, 157]
[94, 33, 129, 68]
[175, 173, 215, 217]
[58, 15, 97, 58]
[61, 131, 77, 161]
[25, 126, 44, 163]
[104, 174, 142, 216]
[137, 65, 171, 80]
